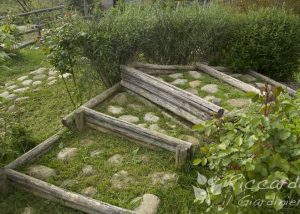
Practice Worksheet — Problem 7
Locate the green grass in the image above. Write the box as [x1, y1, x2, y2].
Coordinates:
[0, 47, 49, 84]
[160, 71, 248, 111]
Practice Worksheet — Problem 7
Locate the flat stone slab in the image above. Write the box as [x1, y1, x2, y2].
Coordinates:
[59, 73, 72, 79]
[204, 95, 222, 105]
[47, 76, 56, 81]
[90, 150, 103, 158]
[5, 81, 15, 87]
[185, 88, 198, 95]
[111, 170, 136, 189]
[107, 154, 123, 165]
[171, 79, 188, 86]
[82, 165, 95, 176]
[150, 172, 177, 185]
[27, 165, 56, 180]
[30, 67, 47, 75]
[227, 98, 250, 108]
[188, 70, 202, 79]
[111, 92, 128, 105]
[6, 94, 17, 100]
[48, 80, 57, 86]
[6, 84, 19, 90]
[22, 207, 35, 214]
[144, 112, 160, 123]
[168, 73, 183, 79]
[81, 139, 95, 147]
[14, 87, 29, 93]
[16, 97, 29, 102]
[81, 186, 97, 198]
[48, 69, 59, 76]
[32, 81, 42, 87]
[118, 115, 140, 124]
[0, 91, 9, 98]
[7, 105, 16, 112]
[201, 84, 218, 94]
[108, 105, 124, 115]
[128, 104, 144, 112]
[33, 74, 47, 80]
[135, 194, 160, 214]
[137, 123, 148, 128]
[17, 76, 28, 82]
[57, 147, 78, 161]
[189, 80, 201, 88]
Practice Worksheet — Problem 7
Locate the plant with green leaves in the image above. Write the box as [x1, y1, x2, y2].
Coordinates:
[193, 86, 300, 213]
[0, 24, 17, 70]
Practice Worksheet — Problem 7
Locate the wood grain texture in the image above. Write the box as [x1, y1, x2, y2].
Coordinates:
[6, 169, 135, 214]
[132, 62, 195, 71]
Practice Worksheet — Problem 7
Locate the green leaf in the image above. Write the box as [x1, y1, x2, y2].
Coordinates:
[193, 124, 205, 131]
[211, 184, 222, 195]
[278, 129, 291, 140]
[193, 158, 201, 166]
[193, 186, 207, 202]
[197, 172, 207, 185]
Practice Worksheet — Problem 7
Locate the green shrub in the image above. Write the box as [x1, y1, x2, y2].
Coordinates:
[47, 2, 300, 87]
[193, 87, 300, 213]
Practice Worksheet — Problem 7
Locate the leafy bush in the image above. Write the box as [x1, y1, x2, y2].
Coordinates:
[0, 24, 17, 70]
[193, 87, 300, 213]
[47, 2, 300, 87]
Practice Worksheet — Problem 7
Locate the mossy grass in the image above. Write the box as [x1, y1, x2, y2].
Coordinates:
[18, 129, 207, 213]
[160, 70, 248, 111]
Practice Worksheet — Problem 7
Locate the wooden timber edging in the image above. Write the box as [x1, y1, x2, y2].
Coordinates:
[248, 70, 297, 96]
[5, 169, 135, 214]
[5, 128, 67, 170]
[62, 83, 121, 128]
[132, 62, 195, 75]
[80, 106, 192, 168]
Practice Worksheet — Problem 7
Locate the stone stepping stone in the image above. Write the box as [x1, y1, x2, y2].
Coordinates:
[17, 76, 28, 82]
[6, 94, 17, 101]
[118, 115, 139, 124]
[48, 80, 57, 86]
[128, 104, 144, 112]
[59, 73, 72, 79]
[137, 123, 148, 128]
[81, 139, 95, 147]
[82, 165, 95, 176]
[108, 105, 124, 115]
[5, 81, 15, 87]
[148, 124, 166, 134]
[240, 74, 256, 82]
[107, 154, 123, 165]
[90, 150, 103, 158]
[171, 79, 188, 86]
[168, 73, 183, 79]
[201, 84, 218, 94]
[134, 194, 160, 214]
[14, 87, 29, 94]
[188, 70, 202, 79]
[22, 207, 35, 214]
[149, 172, 177, 185]
[27, 165, 56, 180]
[204, 95, 222, 105]
[7, 105, 15, 112]
[32, 81, 42, 87]
[47, 76, 56, 81]
[144, 112, 160, 123]
[111, 170, 136, 189]
[81, 186, 97, 198]
[110, 92, 128, 105]
[16, 97, 29, 102]
[30, 67, 47, 75]
[48, 69, 58, 76]
[57, 147, 78, 161]
[182, 135, 199, 144]
[0, 91, 9, 98]
[188, 80, 201, 88]
[227, 98, 250, 108]
[22, 79, 33, 86]
[33, 74, 47, 80]
[60, 179, 79, 188]
[6, 84, 18, 90]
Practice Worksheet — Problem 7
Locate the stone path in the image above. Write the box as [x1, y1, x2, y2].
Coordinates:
[0, 67, 72, 112]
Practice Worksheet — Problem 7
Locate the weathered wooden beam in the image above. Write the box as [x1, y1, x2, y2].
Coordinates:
[132, 62, 195, 71]
[196, 64, 261, 94]
[121, 80, 204, 124]
[62, 83, 121, 128]
[0, 168, 8, 196]
[5, 129, 66, 169]
[5, 169, 135, 214]
[175, 145, 188, 169]
[75, 108, 85, 132]
[248, 70, 297, 96]
[82, 106, 192, 152]
[121, 66, 224, 117]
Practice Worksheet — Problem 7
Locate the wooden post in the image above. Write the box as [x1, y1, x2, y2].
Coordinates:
[0, 168, 8, 196]
[74, 108, 85, 132]
[175, 145, 189, 169]
[83, 0, 89, 18]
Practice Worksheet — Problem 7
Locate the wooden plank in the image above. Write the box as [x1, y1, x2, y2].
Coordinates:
[132, 62, 195, 71]
[175, 145, 188, 169]
[75, 108, 85, 131]
[121, 66, 223, 116]
[248, 70, 297, 96]
[82, 106, 192, 152]
[5, 129, 66, 169]
[0, 168, 8, 196]
[121, 80, 204, 124]
[196, 64, 261, 94]
[6, 169, 135, 214]
[62, 83, 121, 128]
[136, 68, 179, 75]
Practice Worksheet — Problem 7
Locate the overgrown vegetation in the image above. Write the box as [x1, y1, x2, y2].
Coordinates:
[47, 2, 300, 88]
[193, 86, 300, 213]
